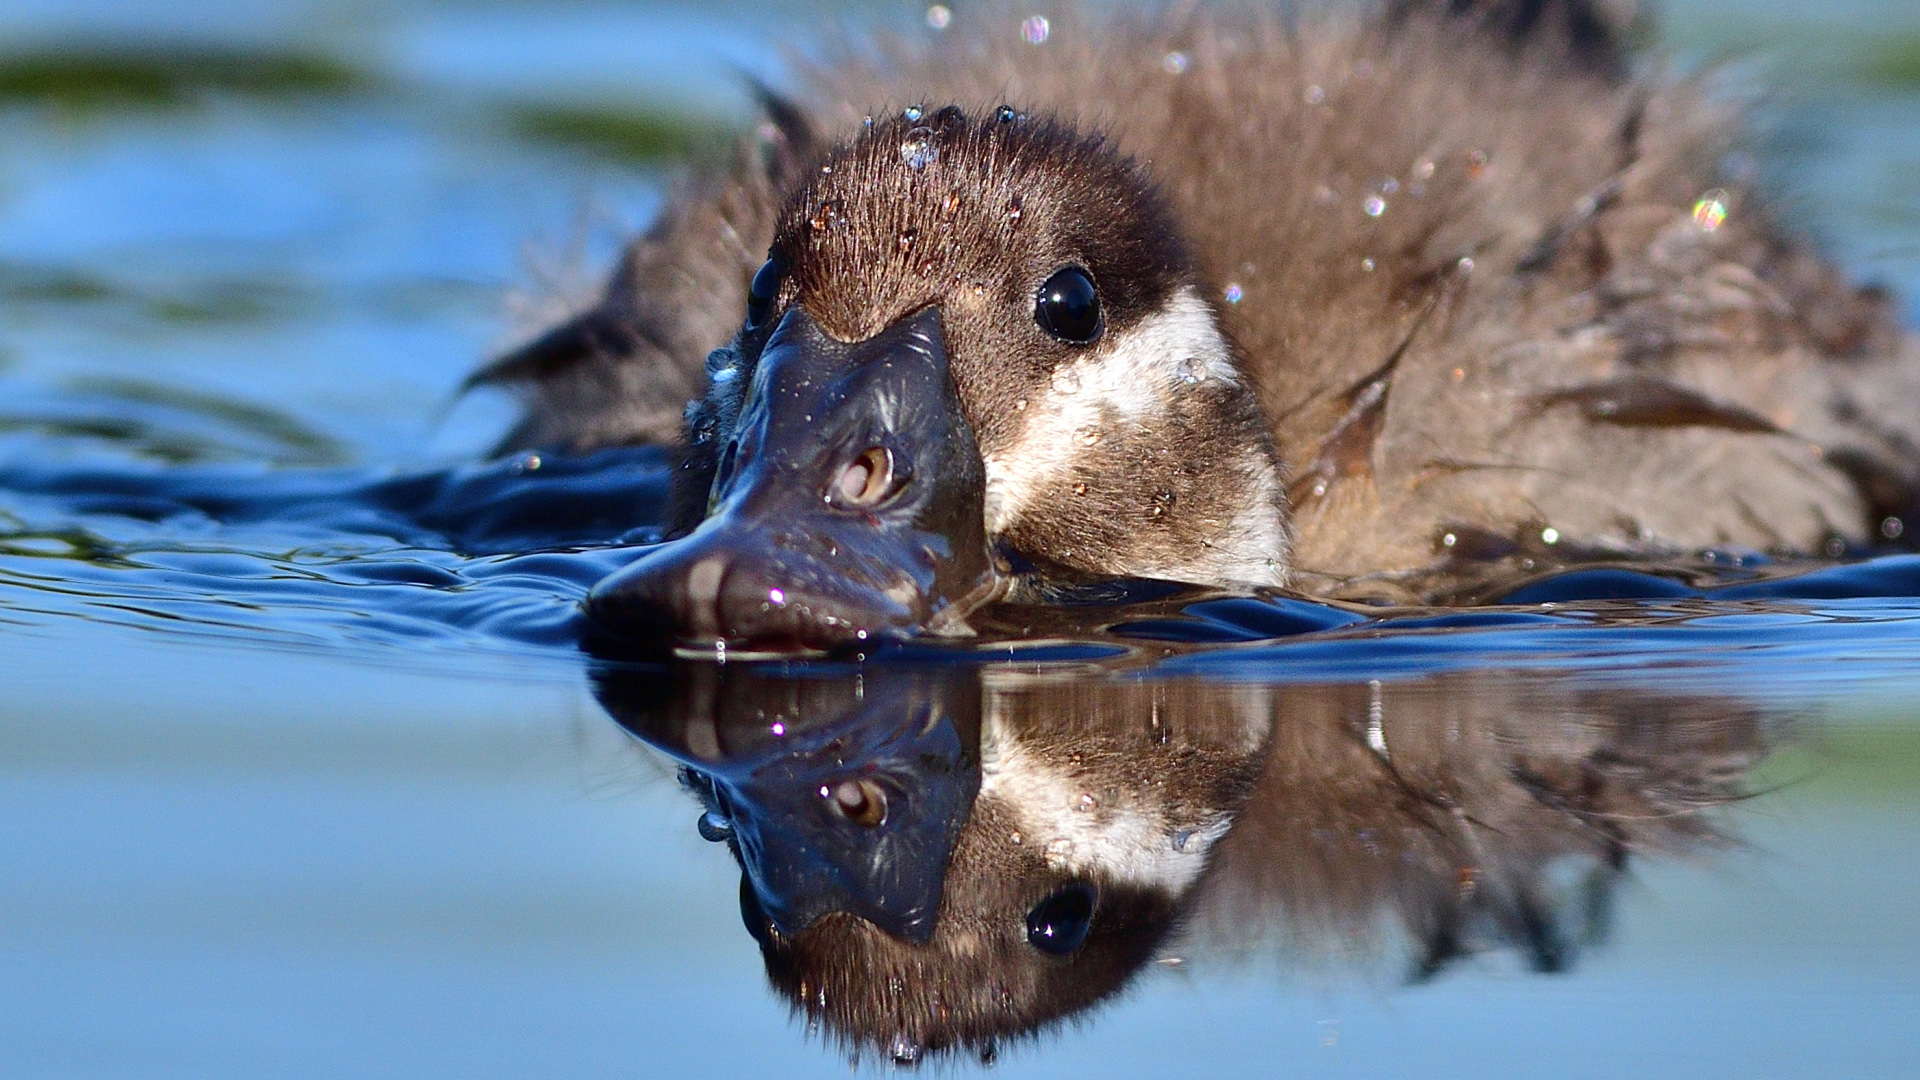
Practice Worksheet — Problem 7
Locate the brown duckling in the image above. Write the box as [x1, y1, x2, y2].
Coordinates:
[476, 0, 1920, 645]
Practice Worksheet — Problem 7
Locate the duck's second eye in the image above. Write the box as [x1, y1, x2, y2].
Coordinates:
[1035, 266, 1102, 343]
[746, 258, 781, 327]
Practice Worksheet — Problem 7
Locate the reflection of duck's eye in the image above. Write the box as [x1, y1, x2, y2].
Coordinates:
[1025, 882, 1096, 955]
[827, 777, 888, 827]
[833, 446, 898, 509]
[739, 876, 774, 948]
[747, 258, 781, 327]
[1035, 266, 1102, 343]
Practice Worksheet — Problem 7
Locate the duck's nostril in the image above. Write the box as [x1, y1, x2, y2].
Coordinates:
[836, 447, 894, 507]
[827, 777, 889, 827]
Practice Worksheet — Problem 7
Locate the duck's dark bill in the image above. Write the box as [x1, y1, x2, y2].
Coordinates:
[596, 662, 982, 942]
[586, 306, 998, 651]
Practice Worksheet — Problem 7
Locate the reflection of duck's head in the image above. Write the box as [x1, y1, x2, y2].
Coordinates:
[755, 674, 1270, 1062]
[593, 659, 1271, 1061]
[585, 103, 1287, 649]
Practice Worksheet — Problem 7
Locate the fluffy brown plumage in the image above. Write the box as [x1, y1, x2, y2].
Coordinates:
[476, 0, 1919, 607]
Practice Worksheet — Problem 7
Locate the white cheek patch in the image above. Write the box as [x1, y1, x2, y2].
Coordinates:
[978, 716, 1235, 894]
[982, 286, 1239, 532]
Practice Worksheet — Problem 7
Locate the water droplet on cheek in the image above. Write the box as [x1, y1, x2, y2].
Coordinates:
[1021, 14, 1050, 44]
[1162, 50, 1189, 74]
[1363, 195, 1387, 217]
[925, 3, 951, 29]
[1223, 283, 1243, 304]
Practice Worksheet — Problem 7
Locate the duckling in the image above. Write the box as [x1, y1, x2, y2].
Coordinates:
[476, 0, 1920, 643]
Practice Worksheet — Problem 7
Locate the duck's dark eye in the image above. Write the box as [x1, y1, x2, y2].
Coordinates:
[747, 258, 781, 327]
[1035, 266, 1102, 343]
[711, 440, 740, 503]
[1025, 882, 1096, 955]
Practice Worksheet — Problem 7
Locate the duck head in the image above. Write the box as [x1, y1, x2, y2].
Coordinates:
[589, 105, 1290, 648]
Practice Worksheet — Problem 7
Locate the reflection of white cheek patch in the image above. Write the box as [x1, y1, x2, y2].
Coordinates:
[982, 286, 1238, 531]
[979, 725, 1233, 893]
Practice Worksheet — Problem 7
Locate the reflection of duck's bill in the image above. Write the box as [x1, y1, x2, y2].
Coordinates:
[595, 661, 984, 944]
[584, 305, 999, 651]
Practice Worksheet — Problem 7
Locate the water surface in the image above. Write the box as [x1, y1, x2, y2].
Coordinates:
[4, 1, 1920, 1076]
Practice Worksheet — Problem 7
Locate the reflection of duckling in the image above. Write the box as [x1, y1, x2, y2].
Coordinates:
[593, 657, 1770, 1062]
[480, 0, 1919, 644]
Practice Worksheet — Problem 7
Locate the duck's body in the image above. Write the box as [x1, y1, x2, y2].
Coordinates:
[481, 0, 1920, 628]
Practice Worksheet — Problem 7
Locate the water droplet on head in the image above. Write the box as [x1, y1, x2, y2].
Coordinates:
[1224, 283, 1244, 304]
[1360, 257, 1375, 272]
[1171, 829, 1194, 851]
[996, 104, 1017, 123]
[1540, 527, 1560, 545]
[1884, 516, 1906, 540]
[1413, 157, 1436, 180]
[1051, 366, 1080, 393]
[1013, 398, 1027, 411]
[1177, 356, 1206, 383]
[1021, 14, 1050, 44]
[901, 128, 938, 169]
[1006, 192, 1024, 224]
[1077, 428, 1100, 446]
[903, 105, 923, 122]
[1304, 84, 1326, 105]
[1044, 837, 1075, 867]
[1363, 195, 1387, 217]
[897, 227, 917, 251]
[925, 3, 951, 29]
[1077, 793, 1097, 811]
[1072, 481, 1088, 495]
[1692, 188, 1730, 232]
[1162, 50, 1189, 74]
[1457, 256, 1476, 273]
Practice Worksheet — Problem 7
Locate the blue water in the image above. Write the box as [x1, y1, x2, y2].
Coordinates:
[3, 1, 1920, 1076]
